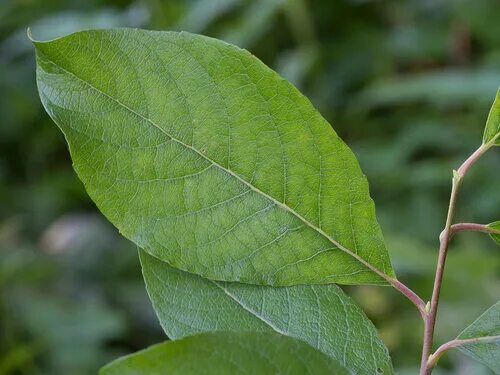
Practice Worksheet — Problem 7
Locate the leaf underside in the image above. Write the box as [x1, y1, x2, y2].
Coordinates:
[99, 331, 349, 375]
[140, 250, 393, 375]
[33, 28, 394, 286]
[483, 87, 500, 145]
[457, 300, 500, 374]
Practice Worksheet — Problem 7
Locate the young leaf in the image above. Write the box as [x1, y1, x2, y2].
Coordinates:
[140, 250, 393, 375]
[99, 331, 349, 375]
[488, 221, 500, 245]
[457, 301, 500, 374]
[483, 87, 500, 145]
[32, 28, 394, 286]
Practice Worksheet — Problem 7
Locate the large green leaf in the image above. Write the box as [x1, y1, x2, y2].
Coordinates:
[483, 87, 500, 145]
[100, 331, 349, 375]
[457, 301, 500, 374]
[488, 221, 500, 245]
[140, 250, 393, 375]
[32, 28, 394, 285]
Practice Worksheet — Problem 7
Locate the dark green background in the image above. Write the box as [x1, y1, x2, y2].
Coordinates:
[1, 0, 499, 373]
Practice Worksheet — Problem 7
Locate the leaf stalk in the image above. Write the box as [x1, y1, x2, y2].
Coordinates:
[439, 222, 500, 241]
[426, 335, 500, 370]
[389, 278, 426, 318]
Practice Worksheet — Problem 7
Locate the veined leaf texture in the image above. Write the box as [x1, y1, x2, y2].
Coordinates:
[33, 28, 394, 286]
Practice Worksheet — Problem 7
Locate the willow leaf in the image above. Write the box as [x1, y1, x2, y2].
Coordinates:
[457, 301, 500, 374]
[32, 28, 393, 285]
[483, 87, 500, 145]
[140, 250, 393, 374]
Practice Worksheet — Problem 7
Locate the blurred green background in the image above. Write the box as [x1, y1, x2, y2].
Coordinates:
[1, 0, 499, 373]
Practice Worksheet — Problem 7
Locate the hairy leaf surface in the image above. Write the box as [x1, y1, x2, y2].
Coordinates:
[457, 300, 500, 374]
[483, 87, 500, 145]
[100, 331, 349, 375]
[33, 28, 393, 285]
[488, 221, 500, 245]
[140, 250, 393, 375]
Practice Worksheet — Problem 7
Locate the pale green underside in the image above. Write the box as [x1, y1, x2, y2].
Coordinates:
[34, 28, 394, 286]
[140, 250, 393, 375]
[483, 87, 500, 145]
[458, 300, 500, 374]
[99, 332, 349, 375]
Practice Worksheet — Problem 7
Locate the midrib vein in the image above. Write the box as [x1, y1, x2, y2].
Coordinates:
[211, 280, 288, 336]
[40, 51, 389, 282]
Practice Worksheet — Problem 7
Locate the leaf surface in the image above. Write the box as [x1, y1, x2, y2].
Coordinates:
[483, 87, 500, 145]
[140, 250, 393, 375]
[33, 28, 393, 285]
[457, 300, 500, 374]
[488, 221, 500, 245]
[99, 331, 349, 375]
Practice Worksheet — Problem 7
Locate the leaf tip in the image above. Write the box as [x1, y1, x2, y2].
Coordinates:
[482, 85, 500, 145]
[27, 27, 33, 42]
[26, 27, 42, 48]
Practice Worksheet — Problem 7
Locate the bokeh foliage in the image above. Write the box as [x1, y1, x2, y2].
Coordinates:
[1, 0, 499, 374]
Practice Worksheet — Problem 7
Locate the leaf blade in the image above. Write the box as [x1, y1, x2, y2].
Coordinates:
[457, 301, 500, 374]
[33, 28, 393, 285]
[99, 332, 349, 375]
[487, 221, 500, 245]
[140, 250, 394, 375]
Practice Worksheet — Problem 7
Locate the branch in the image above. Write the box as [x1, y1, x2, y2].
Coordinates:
[419, 140, 496, 375]
[419, 174, 461, 374]
[427, 335, 500, 369]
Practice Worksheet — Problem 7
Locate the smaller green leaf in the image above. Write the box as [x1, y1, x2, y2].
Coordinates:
[457, 301, 500, 374]
[483, 87, 500, 145]
[488, 221, 500, 245]
[99, 332, 349, 375]
[140, 250, 394, 374]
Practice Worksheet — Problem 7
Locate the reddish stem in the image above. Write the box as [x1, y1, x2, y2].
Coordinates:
[419, 140, 495, 375]
[419, 177, 460, 375]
